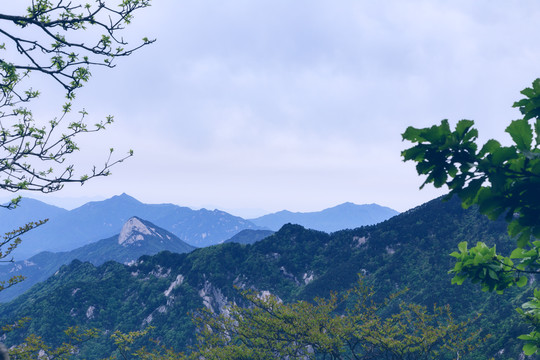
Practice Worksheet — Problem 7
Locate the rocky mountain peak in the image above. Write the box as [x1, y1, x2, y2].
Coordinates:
[118, 217, 161, 246]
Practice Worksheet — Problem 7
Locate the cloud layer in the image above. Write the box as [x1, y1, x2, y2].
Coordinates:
[5, 0, 540, 215]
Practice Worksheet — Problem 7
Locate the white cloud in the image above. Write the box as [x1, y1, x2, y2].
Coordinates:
[4, 0, 540, 213]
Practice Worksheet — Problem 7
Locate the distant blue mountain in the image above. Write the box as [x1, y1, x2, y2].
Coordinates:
[2, 194, 261, 259]
[249, 202, 399, 232]
[1, 196, 399, 259]
[0, 217, 195, 303]
[0, 198, 68, 230]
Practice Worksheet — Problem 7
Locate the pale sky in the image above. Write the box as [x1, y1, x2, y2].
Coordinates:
[3, 1, 540, 217]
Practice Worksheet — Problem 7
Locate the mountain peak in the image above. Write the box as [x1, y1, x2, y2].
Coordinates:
[118, 217, 161, 246]
[110, 193, 140, 203]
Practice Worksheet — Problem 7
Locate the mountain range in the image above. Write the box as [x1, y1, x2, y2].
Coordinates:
[1, 194, 260, 258]
[249, 202, 399, 232]
[0, 196, 528, 359]
[0, 217, 196, 303]
[0, 197, 397, 302]
[0, 194, 399, 259]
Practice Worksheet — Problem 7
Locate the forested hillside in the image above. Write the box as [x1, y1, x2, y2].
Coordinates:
[0, 217, 196, 303]
[0, 196, 532, 359]
[5, 194, 262, 258]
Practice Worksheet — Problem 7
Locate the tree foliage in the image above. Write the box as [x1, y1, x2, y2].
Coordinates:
[8, 327, 99, 360]
[0, 5, 153, 355]
[0, 0, 152, 294]
[402, 78, 540, 355]
[1, 203, 527, 358]
[54, 281, 477, 360]
[0, 0, 154, 205]
[0, 220, 47, 290]
[186, 281, 479, 360]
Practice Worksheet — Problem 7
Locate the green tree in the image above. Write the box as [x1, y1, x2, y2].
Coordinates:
[402, 78, 540, 355]
[186, 281, 479, 360]
[8, 327, 99, 360]
[0, 0, 154, 201]
[0, 1, 152, 355]
[92, 281, 478, 360]
[0, 0, 153, 288]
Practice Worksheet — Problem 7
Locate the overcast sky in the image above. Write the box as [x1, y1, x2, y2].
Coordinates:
[3, 1, 540, 217]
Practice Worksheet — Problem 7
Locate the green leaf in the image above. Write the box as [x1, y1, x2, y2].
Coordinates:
[508, 220, 524, 238]
[516, 276, 528, 287]
[431, 167, 448, 188]
[532, 78, 540, 93]
[455, 119, 475, 137]
[488, 269, 498, 280]
[402, 126, 424, 142]
[535, 118, 540, 145]
[457, 242, 468, 253]
[422, 120, 451, 144]
[517, 228, 532, 249]
[490, 146, 517, 165]
[523, 343, 538, 356]
[510, 248, 526, 259]
[451, 275, 466, 285]
[479, 139, 501, 157]
[521, 87, 536, 99]
[506, 119, 533, 151]
[458, 178, 483, 206]
[401, 146, 426, 162]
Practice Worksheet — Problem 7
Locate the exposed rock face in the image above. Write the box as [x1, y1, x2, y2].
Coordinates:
[118, 217, 165, 246]
[164, 275, 184, 297]
[303, 271, 315, 285]
[0, 216, 196, 304]
[86, 306, 95, 319]
[199, 281, 228, 313]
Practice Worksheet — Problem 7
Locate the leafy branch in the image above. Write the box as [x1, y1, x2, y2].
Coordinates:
[0, 0, 154, 101]
[402, 78, 540, 355]
[0, 0, 151, 207]
[190, 280, 480, 359]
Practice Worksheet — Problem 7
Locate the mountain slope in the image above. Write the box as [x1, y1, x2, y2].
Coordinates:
[249, 202, 399, 232]
[6, 194, 259, 258]
[0, 197, 528, 359]
[224, 229, 275, 244]
[0, 217, 195, 302]
[0, 198, 68, 232]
